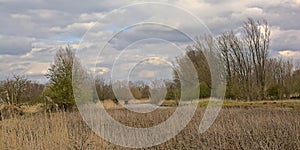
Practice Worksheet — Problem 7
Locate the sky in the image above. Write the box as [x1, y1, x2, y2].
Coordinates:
[1, 0, 300, 83]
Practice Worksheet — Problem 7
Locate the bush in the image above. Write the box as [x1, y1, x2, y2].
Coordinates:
[199, 82, 210, 98]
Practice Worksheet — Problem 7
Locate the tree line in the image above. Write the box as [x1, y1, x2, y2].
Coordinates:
[166, 18, 300, 101]
[1, 18, 300, 111]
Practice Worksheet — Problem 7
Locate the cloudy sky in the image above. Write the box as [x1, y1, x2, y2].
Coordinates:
[1, 0, 300, 83]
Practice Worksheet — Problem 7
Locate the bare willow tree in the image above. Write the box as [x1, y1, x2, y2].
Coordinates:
[218, 32, 233, 98]
[292, 68, 300, 98]
[266, 58, 293, 99]
[148, 79, 166, 104]
[0, 75, 29, 105]
[244, 18, 270, 100]
[218, 31, 253, 100]
[217, 18, 271, 100]
[95, 78, 115, 101]
[174, 35, 225, 100]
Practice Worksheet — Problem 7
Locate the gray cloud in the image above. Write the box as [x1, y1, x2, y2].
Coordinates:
[253, 1, 300, 30]
[108, 25, 192, 50]
[271, 29, 300, 51]
[0, 35, 35, 55]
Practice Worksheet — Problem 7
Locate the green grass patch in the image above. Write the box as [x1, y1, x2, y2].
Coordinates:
[198, 100, 300, 108]
[160, 100, 178, 107]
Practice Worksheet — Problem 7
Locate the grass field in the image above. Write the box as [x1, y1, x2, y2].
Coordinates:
[1, 102, 300, 149]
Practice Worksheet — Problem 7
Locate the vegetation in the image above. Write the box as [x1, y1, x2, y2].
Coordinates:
[0, 75, 36, 105]
[173, 18, 299, 101]
[1, 19, 299, 108]
[1, 108, 299, 149]
[45, 46, 80, 111]
[198, 99, 300, 109]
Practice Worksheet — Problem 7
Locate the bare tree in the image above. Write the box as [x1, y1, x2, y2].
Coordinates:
[218, 31, 254, 100]
[244, 18, 270, 100]
[95, 78, 115, 101]
[0, 75, 29, 105]
[292, 68, 300, 98]
[268, 58, 293, 99]
[218, 32, 233, 98]
[148, 79, 166, 104]
[23, 82, 45, 104]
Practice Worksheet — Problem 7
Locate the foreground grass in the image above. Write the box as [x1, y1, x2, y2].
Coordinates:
[1, 107, 300, 149]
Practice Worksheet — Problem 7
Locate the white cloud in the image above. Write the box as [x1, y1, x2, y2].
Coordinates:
[138, 70, 158, 78]
[231, 7, 264, 20]
[146, 57, 169, 65]
[94, 67, 110, 75]
[79, 13, 105, 22]
[279, 50, 300, 58]
[174, 0, 211, 12]
[10, 13, 31, 20]
[50, 22, 96, 33]
[293, 0, 300, 5]
[25, 62, 49, 75]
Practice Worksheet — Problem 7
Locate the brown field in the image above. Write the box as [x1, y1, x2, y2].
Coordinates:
[1, 105, 300, 149]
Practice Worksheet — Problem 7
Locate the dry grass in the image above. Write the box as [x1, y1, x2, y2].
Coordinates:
[21, 103, 44, 113]
[1, 107, 300, 149]
[98, 100, 122, 109]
